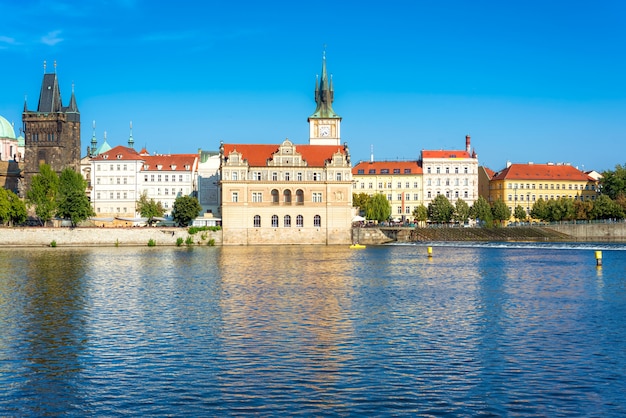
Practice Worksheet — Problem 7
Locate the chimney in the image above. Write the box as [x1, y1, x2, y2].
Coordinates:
[465, 135, 471, 153]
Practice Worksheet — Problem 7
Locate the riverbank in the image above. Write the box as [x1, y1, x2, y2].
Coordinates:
[1, 223, 625, 247]
[355, 223, 626, 245]
[0, 227, 222, 247]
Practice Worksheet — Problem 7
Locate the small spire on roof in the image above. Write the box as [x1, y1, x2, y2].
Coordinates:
[43, 60, 46, 73]
[54, 60, 57, 73]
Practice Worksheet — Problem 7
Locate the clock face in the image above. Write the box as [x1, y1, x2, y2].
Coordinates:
[319, 125, 330, 137]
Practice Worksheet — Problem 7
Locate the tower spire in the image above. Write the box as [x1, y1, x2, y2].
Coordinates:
[128, 121, 135, 148]
[90, 120, 97, 156]
[309, 49, 339, 119]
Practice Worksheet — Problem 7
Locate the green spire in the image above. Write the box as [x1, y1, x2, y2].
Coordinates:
[310, 51, 340, 119]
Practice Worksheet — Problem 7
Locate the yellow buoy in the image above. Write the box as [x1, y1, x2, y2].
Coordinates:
[427, 246, 433, 258]
[595, 250, 602, 267]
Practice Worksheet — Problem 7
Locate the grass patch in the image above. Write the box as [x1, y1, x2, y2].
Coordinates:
[50, 240, 57, 247]
[148, 238, 156, 247]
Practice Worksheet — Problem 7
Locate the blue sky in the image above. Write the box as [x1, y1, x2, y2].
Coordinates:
[1, 0, 625, 172]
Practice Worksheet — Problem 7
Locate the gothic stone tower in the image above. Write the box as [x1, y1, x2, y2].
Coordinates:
[22, 65, 81, 191]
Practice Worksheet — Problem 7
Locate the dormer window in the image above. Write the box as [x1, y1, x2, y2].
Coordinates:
[185, 165, 190, 170]
[103, 155, 108, 159]
[143, 164, 149, 170]
[157, 165, 162, 170]
[117, 154, 122, 159]
[171, 165, 177, 170]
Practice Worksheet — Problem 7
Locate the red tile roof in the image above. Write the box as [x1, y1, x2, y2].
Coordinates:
[491, 163, 594, 181]
[482, 166, 496, 179]
[92, 145, 144, 161]
[352, 160, 422, 175]
[222, 143, 346, 167]
[422, 150, 472, 159]
[141, 154, 198, 172]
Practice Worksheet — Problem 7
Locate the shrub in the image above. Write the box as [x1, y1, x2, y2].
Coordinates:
[50, 240, 57, 247]
[148, 238, 156, 247]
[176, 237, 184, 246]
[208, 238, 215, 246]
[185, 236, 194, 246]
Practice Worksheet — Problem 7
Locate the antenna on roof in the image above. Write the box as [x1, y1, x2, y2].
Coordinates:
[43, 60, 47, 73]
[370, 144, 374, 163]
[54, 60, 57, 73]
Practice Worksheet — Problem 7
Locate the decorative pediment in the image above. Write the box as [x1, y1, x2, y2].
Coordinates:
[268, 139, 305, 167]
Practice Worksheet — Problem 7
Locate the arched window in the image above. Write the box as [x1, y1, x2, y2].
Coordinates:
[314, 215, 321, 227]
[271, 215, 279, 227]
[253, 215, 261, 228]
[295, 189, 304, 204]
[284, 215, 291, 227]
[283, 189, 292, 204]
[271, 189, 279, 204]
[296, 215, 303, 227]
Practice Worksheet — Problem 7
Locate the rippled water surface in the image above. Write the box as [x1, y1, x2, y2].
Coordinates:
[1, 243, 625, 416]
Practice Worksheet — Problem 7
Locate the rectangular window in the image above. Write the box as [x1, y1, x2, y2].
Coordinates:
[397, 182, 402, 188]
[165, 188, 169, 196]
[232, 172, 238, 181]
[124, 177, 127, 184]
[252, 192, 263, 202]
[358, 169, 364, 174]
[406, 193, 410, 201]
[380, 169, 389, 174]
[272, 172, 278, 181]
[179, 175, 183, 182]
[397, 194, 402, 200]
[312, 192, 322, 203]
[378, 182, 383, 189]
[123, 192, 127, 199]
[158, 175, 162, 182]
[414, 194, 418, 200]
[387, 194, 392, 201]
[144, 175, 148, 182]
[297, 172, 303, 181]
[232, 192, 239, 203]
[393, 168, 400, 174]
[336, 172, 342, 181]
[165, 175, 169, 182]
[116, 192, 120, 199]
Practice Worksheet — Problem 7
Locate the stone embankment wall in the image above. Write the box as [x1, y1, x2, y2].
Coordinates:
[0, 227, 223, 247]
[545, 223, 626, 242]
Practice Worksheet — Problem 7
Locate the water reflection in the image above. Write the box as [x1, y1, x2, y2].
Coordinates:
[0, 249, 88, 416]
[0, 245, 625, 416]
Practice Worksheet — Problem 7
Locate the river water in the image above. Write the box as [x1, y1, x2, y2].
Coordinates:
[1, 243, 625, 416]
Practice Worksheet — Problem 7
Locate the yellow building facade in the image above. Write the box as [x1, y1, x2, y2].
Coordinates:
[489, 162, 599, 220]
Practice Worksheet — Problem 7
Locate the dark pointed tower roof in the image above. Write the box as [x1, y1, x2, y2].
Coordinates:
[309, 51, 340, 119]
[37, 73, 63, 113]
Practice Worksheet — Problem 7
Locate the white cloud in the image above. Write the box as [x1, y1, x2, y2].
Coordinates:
[41, 30, 63, 46]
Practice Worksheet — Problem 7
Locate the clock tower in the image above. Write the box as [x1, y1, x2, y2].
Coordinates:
[308, 52, 341, 146]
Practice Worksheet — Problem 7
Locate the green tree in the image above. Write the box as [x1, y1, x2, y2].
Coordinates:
[26, 164, 59, 224]
[471, 196, 492, 227]
[6, 189, 27, 225]
[56, 168, 94, 226]
[352, 192, 370, 211]
[514, 205, 527, 222]
[453, 198, 470, 225]
[591, 195, 624, 220]
[172, 195, 202, 227]
[365, 193, 391, 223]
[601, 164, 626, 200]
[137, 191, 165, 225]
[412, 204, 428, 225]
[428, 194, 454, 224]
[491, 199, 511, 226]
[574, 199, 593, 221]
[530, 198, 549, 221]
